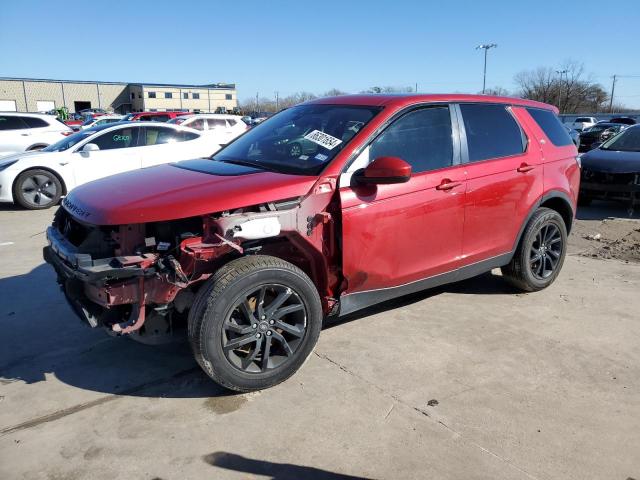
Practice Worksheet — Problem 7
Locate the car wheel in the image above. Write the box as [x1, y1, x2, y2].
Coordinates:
[501, 207, 567, 292]
[13, 169, 62, 210]
[288, 143, 302, 157]
[188, 255, 322, 392]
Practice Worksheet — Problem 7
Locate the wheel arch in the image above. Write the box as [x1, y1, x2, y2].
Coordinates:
[511, 190, 575, 253]
[26, 143, 49, 151]
[12, 166, 68, 202]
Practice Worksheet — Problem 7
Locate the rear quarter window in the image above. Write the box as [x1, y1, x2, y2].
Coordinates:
[459, 104, 525, 162]
[22, 117, 49, 128]
[526, 108, 574, 146]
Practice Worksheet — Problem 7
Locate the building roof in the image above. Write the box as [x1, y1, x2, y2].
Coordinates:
[0, 77, 235, 89]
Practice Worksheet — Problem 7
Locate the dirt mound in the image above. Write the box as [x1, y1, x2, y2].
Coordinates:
[580, 227, 640, 263]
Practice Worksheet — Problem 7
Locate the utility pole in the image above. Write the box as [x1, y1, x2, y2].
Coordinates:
[555, 69, 568, 113]
[476, 43, 497, 94]
[415, 82, 418, 93]
[256, 92, 259, 113]
[609, 74, 617, 113]
[275, 91, 279, 112]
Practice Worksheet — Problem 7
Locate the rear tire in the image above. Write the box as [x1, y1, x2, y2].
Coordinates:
[13, 169, 62, 210]
[188, 255, 322, 392]
[502, 208, 567, 292]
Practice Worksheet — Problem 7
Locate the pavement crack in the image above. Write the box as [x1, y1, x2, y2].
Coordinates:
[314, 350, 541, 480]
[0, 367, 200, 436]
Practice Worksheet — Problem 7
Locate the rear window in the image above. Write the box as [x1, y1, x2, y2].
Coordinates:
[526, 108, 574, 146]
[575, 117, 592, 123]
[0, 115, 29, 130]
[460, 104, 525, 162]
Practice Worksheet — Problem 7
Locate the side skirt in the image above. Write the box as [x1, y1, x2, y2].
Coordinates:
[338, 252, 513, 316]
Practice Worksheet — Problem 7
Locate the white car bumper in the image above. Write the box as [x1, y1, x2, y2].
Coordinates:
[0, 168, 18, 203]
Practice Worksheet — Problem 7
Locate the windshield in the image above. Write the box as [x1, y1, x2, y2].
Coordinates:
[575, 117, 593, 123]
[42, 131, 94, 152]
[212, 104, 381, 175]
[584, 125, 615, 133]
[168, 117, 188, 125]
[600, 127, 640, 152]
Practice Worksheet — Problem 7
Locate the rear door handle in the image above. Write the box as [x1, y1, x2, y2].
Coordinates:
[517, 163, 535, 173]
[436, 179, 462, 191]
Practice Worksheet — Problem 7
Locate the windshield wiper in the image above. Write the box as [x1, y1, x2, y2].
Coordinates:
[217, 158, 281, 173]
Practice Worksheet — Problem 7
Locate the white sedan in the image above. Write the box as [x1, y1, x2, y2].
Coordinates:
[0, 122, 221, 209]
[80, 114, 124, 129]
[168, 114, 248, 146]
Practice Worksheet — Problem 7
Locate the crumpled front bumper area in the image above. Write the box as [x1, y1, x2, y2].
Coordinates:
[43, 226, 159, 332]
[580, 170, 640, 208]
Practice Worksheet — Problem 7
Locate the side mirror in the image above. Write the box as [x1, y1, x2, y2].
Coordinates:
[82, 143, 100, 152]
[356, 156, 412, 185]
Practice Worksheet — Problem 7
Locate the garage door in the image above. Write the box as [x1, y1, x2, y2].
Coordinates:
[0, 100, 17, 112]
[36, 100, 55, 112]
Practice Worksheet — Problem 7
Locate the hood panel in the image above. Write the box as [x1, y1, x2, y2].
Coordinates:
[581, 149, 640, 174]
[63, 162, 317, 225]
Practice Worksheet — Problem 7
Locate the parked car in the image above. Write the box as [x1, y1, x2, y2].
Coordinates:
[0, 112, 73, 154]
[579, 125, 640, 211]
[0, 122, 221, 209]
[79, 108, 109, 116]
[80, 114, 124, 129]
[64, 113, 88, 131]
[42, 94, 579, 392]
[168, 114, 248, 145]
[122, 111, 186, 122]
[566, 116, 597, 132]
[608, 117, 637, 126]
[564, 125, 580, 147]
[578, 122, 628, 152]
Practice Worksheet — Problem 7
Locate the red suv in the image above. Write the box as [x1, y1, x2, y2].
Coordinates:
[122, 111, 188, 122]
[44, 94, 580, 391]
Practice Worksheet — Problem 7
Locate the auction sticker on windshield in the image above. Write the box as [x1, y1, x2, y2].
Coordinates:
[304, 130, 342, 150]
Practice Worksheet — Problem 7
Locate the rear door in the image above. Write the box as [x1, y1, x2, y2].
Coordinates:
[457, 103, 543, 264]
[340, 104, 467, 294]
[71, 125, 143, 185]
[0, 115, 31, 152]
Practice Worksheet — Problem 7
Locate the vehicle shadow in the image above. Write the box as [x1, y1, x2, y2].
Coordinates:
[0, 262, 224, 399]
[576, 200, 640, 220]
[203, 452, 374, 480]
[325, 271, 516, 330]
[0, 264, 514, 399]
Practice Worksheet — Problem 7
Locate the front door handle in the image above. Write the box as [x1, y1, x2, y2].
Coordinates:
[517, 163, 535, 173]
[436, 179, 462, 191]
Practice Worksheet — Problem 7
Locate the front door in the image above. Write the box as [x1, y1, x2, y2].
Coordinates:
[71, 125, 142, 186]
[339, 105, 466, 295]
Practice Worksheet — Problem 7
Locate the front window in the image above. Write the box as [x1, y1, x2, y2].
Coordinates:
[213, 104, 381, 175]
[601, 127, 640, 152]
[42, 131, 94, 152]
[91, 127, 140, 150]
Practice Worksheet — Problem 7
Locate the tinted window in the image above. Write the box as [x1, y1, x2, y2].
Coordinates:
[164, 92, 172, 99]
[142, 126, 196, 145]
[225, 94, 232, 100]
[207, 119, 226, 129]
[461, 104, 525, 162]
[148, 91, 156, 98]
[23, 117, 49, 128]
[189, 118, 206, 130]
[0, 115, 29, 130]
[91, 127, 140, 150]
[526, 107, 574, 147]
[183, 92, 188, 99]
[575, 117, 592, 123]
[369, 107, 453, 174]
[193, 93, 200, 99]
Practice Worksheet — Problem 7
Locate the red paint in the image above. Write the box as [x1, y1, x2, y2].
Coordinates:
[52, 94, 578, 319]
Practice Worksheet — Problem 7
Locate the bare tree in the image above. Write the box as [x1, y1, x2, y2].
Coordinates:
[514, 61, 610, 113]
[482, 87, 511, 96]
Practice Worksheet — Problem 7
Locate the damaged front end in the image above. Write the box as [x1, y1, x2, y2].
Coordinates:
[581, 169, 640, 212]
[44, 196, 337, 344]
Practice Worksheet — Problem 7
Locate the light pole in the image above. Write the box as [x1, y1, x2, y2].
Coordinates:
[555, 69, 568, 113]
[476, 43, 497, 94]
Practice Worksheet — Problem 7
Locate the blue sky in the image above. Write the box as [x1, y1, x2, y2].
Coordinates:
[1, 0, 639, 107]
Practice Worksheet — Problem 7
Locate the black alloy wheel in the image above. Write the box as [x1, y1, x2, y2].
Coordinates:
[529, 223, 563, 280]
[222, 284, 307, 373]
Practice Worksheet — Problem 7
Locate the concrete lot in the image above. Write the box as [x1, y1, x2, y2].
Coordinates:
[0, 202, 639, 480]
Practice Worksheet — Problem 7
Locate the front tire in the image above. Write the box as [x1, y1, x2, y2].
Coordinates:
[188, 255, 322, 392]
[502, 208, 567, 292]
[13, 169, 62, 209]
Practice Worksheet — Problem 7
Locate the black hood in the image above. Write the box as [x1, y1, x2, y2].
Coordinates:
[581, 148, 640, 174]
